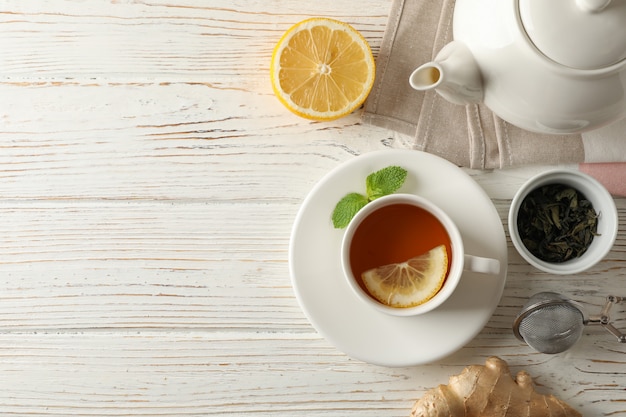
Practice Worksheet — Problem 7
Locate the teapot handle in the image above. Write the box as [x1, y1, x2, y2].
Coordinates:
[576, 0, 611, 12]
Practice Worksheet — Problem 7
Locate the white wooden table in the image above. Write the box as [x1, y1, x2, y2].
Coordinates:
[1, 1, 625, 416]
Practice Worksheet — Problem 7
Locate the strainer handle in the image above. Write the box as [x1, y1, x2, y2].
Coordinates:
[587, 295, 626, 343]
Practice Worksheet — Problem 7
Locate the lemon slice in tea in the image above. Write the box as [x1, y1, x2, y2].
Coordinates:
[270, 17, 375, 121]
[361, 245, 449, 308]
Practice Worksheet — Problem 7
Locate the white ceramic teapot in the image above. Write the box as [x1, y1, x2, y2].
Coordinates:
[409, 0, 626, 134]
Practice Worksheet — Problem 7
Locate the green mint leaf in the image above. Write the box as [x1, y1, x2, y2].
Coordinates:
[332, 192, 369, 229]
[366, 166, 408, 200]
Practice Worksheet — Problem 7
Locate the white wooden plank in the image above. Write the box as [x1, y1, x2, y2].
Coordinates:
[0, 331, 624, 416]
[0, 0, 389, 82]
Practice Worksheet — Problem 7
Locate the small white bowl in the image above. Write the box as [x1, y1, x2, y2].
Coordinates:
[508, 169, 618, 274]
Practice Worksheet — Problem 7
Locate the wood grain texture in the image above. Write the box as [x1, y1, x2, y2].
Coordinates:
[1, 1, 625, 416]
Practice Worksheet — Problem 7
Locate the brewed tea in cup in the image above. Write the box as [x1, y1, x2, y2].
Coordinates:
[341, 194, 500, 317]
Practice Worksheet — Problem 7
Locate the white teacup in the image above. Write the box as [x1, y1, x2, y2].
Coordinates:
[341, 194, 500, 317]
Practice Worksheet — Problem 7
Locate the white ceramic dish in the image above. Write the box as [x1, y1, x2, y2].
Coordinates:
[508, 169, 618, 274]
[289, 149, 508, 367]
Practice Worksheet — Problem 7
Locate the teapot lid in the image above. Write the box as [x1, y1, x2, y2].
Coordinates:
[519, 0, 626, 70]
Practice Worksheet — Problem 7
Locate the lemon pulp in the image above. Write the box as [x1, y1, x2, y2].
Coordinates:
[361, 245, 449, 308]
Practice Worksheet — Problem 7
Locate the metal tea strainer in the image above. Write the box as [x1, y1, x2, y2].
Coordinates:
[513, 292, 626, 354]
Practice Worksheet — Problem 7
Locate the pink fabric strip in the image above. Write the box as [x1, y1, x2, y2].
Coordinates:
[579, 163, 626, 197]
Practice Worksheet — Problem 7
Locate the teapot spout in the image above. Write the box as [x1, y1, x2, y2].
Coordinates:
[409, 41, 483, 105]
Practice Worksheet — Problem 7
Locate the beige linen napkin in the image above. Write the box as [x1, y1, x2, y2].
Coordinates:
[362, 0, 612, 170]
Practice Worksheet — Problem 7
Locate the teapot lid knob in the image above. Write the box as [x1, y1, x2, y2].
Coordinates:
[519, 0, 626, 70]
[576, 0, 611, 12]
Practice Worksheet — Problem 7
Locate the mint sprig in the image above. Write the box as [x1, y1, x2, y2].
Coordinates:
[331, 165, 408, 229]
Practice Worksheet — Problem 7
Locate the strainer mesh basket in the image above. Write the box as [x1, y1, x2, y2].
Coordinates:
[515, 303, 585, 354]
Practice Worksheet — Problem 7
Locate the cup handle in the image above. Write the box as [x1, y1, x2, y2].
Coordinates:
[464, 254, 501, 275]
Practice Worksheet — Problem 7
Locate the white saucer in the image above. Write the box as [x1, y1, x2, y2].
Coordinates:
[289, 149, 508, 367]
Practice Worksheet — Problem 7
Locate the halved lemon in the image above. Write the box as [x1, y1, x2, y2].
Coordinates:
[270, 17, 375, 121]
[361, 245, 449, 308]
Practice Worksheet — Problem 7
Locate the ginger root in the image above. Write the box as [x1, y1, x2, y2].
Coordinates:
[411, 356, 581, 417]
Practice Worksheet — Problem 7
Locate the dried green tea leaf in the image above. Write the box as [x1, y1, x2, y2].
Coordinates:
[517, 184, 599, 263]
